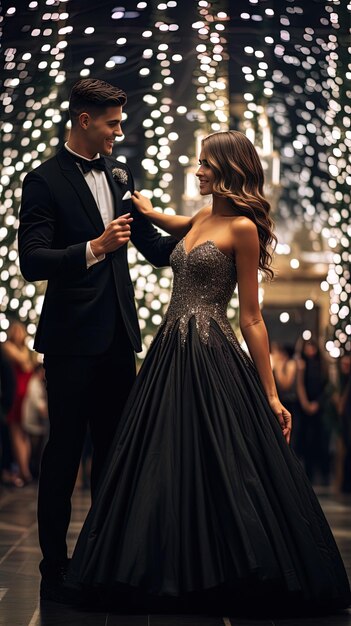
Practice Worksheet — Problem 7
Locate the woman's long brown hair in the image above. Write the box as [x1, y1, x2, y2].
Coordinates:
[202, 130, 277, 280]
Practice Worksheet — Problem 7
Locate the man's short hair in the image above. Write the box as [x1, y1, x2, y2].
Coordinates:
[69, 78, 127, 124]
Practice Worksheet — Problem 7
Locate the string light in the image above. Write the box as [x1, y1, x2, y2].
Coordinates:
[1, 1, 349, 360]
[239, 0, 350, 356]
[1, 2, 70, 350]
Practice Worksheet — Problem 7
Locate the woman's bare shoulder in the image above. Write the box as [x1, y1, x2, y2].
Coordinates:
[230, 215, 258, 233]
[191, 205, 212, 224]
[229, 216, 259, 249]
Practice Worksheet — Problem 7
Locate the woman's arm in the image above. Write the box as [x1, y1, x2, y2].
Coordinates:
[3, 342, 33, 373]
[131, 191, 192, 238]
[233, 217, 292, 443]
[296, 360, 309, 410]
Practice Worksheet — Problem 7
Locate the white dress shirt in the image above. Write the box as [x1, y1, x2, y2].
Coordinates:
[64, 142, 115, 268]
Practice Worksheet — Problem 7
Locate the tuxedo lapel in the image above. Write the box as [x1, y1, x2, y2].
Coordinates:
[105, 164, 124, 218]
[56, 148, 105, 234]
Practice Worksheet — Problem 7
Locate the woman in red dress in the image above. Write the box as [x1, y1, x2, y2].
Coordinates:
[4, 321, 34, 485]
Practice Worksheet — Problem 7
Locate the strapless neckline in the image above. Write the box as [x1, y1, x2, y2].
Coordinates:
[182, 237, 234, 263]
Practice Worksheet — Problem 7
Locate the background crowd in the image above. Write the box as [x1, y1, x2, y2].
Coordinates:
[271, 339, 351, 492]
[0, 321, 48, 488]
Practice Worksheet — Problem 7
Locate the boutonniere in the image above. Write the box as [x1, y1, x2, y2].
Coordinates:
[112, 167, 128, 185]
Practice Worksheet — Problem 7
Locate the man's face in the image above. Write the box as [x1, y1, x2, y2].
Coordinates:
[82, 106, 123, 156]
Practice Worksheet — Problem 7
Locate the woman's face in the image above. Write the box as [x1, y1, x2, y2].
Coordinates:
[340, 355, 351, 375]
[196, 150, 216, 196]
[304, 342, 318, 358]
[10, 323, 26, 346]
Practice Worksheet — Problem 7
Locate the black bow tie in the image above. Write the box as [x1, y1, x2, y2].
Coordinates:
[75, 156, 106, 174]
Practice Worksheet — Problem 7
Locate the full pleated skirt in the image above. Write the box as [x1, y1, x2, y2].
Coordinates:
[68, 318, 350, 613]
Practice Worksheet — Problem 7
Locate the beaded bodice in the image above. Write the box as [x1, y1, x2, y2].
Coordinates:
[161, 238, 242, 350]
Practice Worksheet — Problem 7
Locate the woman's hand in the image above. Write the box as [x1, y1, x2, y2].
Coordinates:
[268, 397, 292, 444]
[130, 190, 192, 238]
[131, 190, 154, 217]
[304, 400, 320, 415]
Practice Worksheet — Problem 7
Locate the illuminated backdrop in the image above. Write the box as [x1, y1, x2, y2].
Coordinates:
[0, 0, 350, 358]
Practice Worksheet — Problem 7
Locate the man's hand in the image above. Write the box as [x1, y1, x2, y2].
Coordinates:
[90, 213, 133, 257]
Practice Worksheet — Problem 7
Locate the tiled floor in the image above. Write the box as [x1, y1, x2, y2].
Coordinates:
[0, 483, 350, 626]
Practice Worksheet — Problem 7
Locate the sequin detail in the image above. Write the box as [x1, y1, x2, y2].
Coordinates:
[160, 239, 252, 366]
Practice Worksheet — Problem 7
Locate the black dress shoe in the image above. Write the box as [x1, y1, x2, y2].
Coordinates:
[39, 558, 76, 604]
[40, 578, 77, 604]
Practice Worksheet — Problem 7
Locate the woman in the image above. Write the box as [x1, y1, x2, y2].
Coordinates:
[68, 131, 350, 614]
[296, 339, 330, 484]
[22, 363, 48, 479]
[0, 343, 16, 486]
[272, 343, 301, 453]
[3, 320, 34, 486]
[334, 352, 351, 493]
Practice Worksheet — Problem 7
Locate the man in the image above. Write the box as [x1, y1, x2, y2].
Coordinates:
[18, 78, 176, 601]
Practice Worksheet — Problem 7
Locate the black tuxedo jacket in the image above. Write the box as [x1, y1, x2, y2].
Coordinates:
[18, 147, 176, 355]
